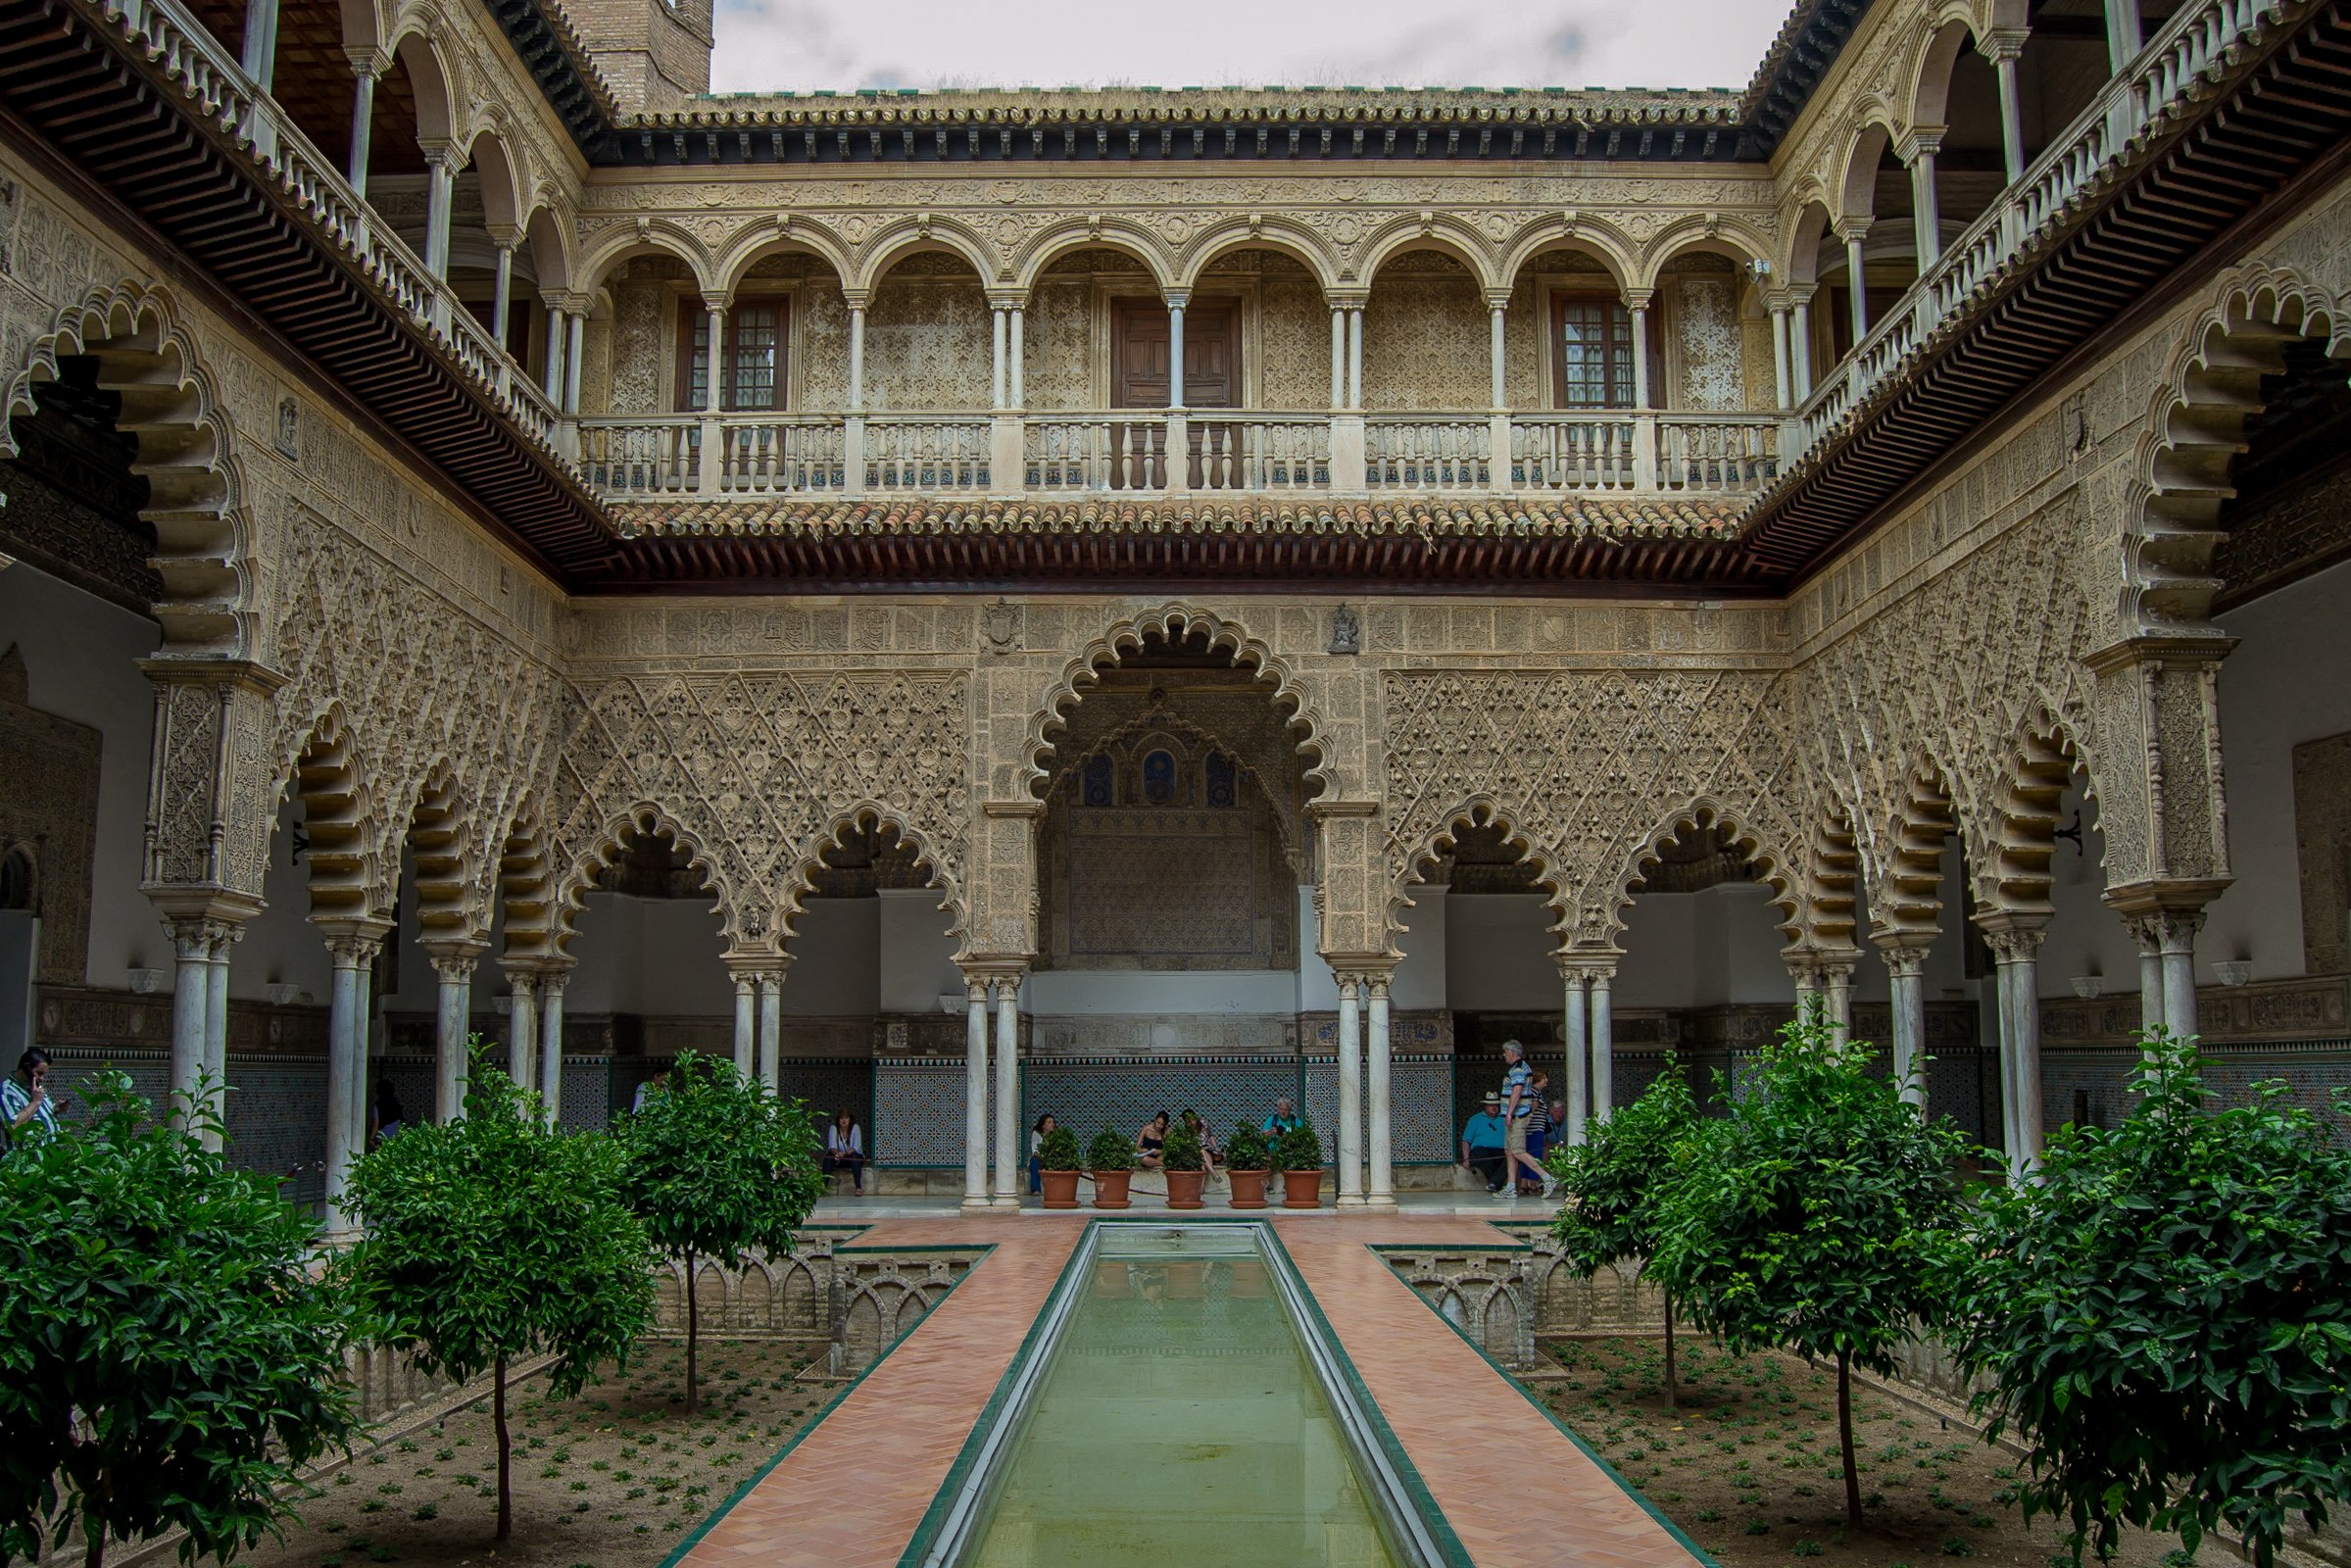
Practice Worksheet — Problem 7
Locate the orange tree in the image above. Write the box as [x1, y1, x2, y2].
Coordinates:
[1949, 1031, 2351, 1567]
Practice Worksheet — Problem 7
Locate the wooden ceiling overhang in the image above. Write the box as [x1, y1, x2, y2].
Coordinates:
[585, 497, 1772, 597]
[0, 0, 628, 580]
[1739, 0, 2351, 576]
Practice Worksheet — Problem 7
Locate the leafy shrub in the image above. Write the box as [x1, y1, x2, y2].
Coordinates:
[1037, 1126, 1082, 1171]
[1271, 1122, 1323, 1172]
[1223, 1123, 1269, 1170]
[1162, 1126, 1203, 1172]
[1086, 1129, 1135, 1172]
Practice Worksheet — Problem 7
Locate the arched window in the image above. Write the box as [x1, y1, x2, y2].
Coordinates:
[1081, 755, 1113, 808]
[1205, 753, 1237, 808]
[0, 846, 32, 911]
[1142, 749, 1177, 806]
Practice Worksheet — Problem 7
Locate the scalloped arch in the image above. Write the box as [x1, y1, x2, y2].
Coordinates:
[1977, 710, 2098, 920]
[553, 803, 741, 958]
[2127, 265, 2348, 632]
[1598, 799, 1800, 949]
[776, 803, 968, 953]
[1019, 603, 1335, 802]
[274, 703, 386, 924]
[1385, 798, 1571, 947]
[1, 280, 256, 658]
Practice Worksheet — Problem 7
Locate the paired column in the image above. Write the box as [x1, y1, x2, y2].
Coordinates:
[993, 972, 1023, 1206]
[1788, 955, 1823, 1023]
[321, 920, 388, 1232]
[563, 311, 585, 416]
[960, 974, 991, 1210]
[1327, 296, 1368, 490]
[759, 968, 784, 1092]
[424, 940, 485, 1123]
[1818, 954, 1857, 1042]
[542, 299, 567, 404]
[489, 239, 516, 350]
[718, 958, 787, 1090]
[729, 968, 758, 1076]
[501, 964, 538, 1092]
[1984, 921, 2048, 1177]
[704, 298, 728, 413]
[1557, 956, 1618, 1143]
[1877, 938, 1932, 1109]
[2122, 907, 2207, 1051]
[1788, 289, 1815, 401]
[1335, 974, 1364, 1205]
[1839, 224, 1871, 344]
[1561, 957, 1589, 1147]
[2105, 0, 2143, 72]
[1365, 970, 1395, 1209]
[538, 969, 570, 1128]
[988, 293, 1028, 495]
[164, 910, 245, 1151]
[1768, 295, 1793, 409]
[1486, 294, 1513, 493]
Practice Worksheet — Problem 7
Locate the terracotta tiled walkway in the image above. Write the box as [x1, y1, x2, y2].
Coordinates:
[674, 1212, 1701, 1568]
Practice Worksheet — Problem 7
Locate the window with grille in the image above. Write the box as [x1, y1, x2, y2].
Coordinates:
[1552, 296, 1636, 409]
[676, 299, 788, 412]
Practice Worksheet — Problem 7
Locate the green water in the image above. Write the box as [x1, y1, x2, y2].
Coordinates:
[969, 1234, 1401, 1568]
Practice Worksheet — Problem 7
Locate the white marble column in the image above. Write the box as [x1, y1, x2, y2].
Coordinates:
[2157, 910, 2203, 1043]
[1821, 956, 1856, 1042]
[1487, 302, 1507, 410]
[345, 53, 381, 195]
[202, 925, 238, 1150]
[1347, 306, 1364, 410]
[1906, 134, 1943, 268]
[167, 918, 216, 1130]
[503, 968, 537, 1092]
[1842, 227, 1871, 343]
[541, 305, 566, 403]
[427, 943, 483, 1123]
[2106, 0, 2142, 72]
[1329, 305, 1346, 408]
[1770, 301, 1793, 409]
[990, 306, 1008, 410]
[1987, 925, 2046, 1176]
[1336, 974, 1364, 1205]
[2131, 915, 2167, 1035]
[1988, 40, 2026, 182]
[1166, 296, 1187, 409]
[1562, 962, 1589, 1147]
[239, 0, 280, 86]
[962, 976, 990, 1210]
[1790, 292, 1815, 401]
[1008, 304, 1025, 409]
[1366, 973, 1395, 1209]
[758, 970, 782, 1092]
[563, 312, 585, 415]
[538, 972, 568, 1128]
[1590, 966, 1615, 1123]
[847, 301, 867, 412]
[421, 146, 457, 281]
[994, 973, 1022, 1205]
[704, 301, 727, 414]
[1627, 297, 1652, 411]
[323, 927, 383, 1231]
[1879, 940, 1930, 1109]
[1788, 956, 1823, 1025]
[491, 241, 515, 347]
[730, 970, 758, 1076]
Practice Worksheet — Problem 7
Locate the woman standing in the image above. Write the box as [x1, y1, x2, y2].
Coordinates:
[1028, 1112, 1056, 1196]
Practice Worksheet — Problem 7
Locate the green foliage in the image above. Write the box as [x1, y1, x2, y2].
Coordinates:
[1652, 1018, 1969, 1525]
[1947, 1031, 2351, 1568]
[1162, 1126, 1203, 1172]
[338, 1045, 656, 1539]
[1272, 1122, 1324, 1173]
[1086, 1129, 1135, 1172]
[1036, 1126, 1082, 1171]
[615, 1052, 824, 1412]
[0, 1073, 360, 1568]
[1550, 1064, 1696, 1274]
[1223, 1122, 1269, 1170]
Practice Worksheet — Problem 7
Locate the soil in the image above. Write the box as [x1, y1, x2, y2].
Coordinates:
[1532, 1338, 2191, 1568]
[233, 1340, 832, 1568]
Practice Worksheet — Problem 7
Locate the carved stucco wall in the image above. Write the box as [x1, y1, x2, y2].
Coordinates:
[0, 649, 99, 984]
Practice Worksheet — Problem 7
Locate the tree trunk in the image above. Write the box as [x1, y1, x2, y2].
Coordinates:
[1836, 1349, 1862, 1527]
[494, 1353, 512, 1542]
[1663, 1297, 1678, 1411]
[684, 1250, 701, 1416]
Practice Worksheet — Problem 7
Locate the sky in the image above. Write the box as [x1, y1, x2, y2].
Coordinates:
[706, 0, 1798, 97]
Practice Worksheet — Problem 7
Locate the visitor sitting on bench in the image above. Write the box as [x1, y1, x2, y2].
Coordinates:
[824, 1110, 866, 1194]
[1461, 1092, 1509, 1193]
[1263, 1097, 1306, 1140]
[1136, 1111, 1170, 1169]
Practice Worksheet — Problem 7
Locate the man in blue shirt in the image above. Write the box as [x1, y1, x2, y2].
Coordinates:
[1460, 1091, 1508, 1193]
[1498, 1039, 1556, 1200]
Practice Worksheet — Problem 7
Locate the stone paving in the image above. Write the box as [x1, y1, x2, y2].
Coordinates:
[670, 1211, 1703, 1568]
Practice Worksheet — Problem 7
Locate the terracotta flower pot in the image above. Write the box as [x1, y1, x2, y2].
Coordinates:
[1040, 1169, 1081, 1209]
[1091, 1168, 1133, 1209]
[1166, 1168, 1206, 1209]
[1281, 1168, 1325, 1208]
[1228, 1169, 1271, 1209]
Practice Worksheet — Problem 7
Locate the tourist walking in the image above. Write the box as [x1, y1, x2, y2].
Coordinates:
[1498, 1041, 1555, 1199]
[824, 1109, 867, 1193]
[2, 1048, 58, 1148]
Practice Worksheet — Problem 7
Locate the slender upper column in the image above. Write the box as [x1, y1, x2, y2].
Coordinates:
[1165, 291, 1188, 411]
[1365, 972, 1395, 1210]
[990, 305, 1008, 411]
[846, 294, 868, 413]
[1007, 304, 1025, 410]
[961, 974, 990, 1210]
[704, 299, 728, 415]
[1625, 291, 1652, 412]
[1788, 956, 1823, 1022]
[239, 0, 280, 88]
[1487, 300, 1507, 411]
[1335, 973, 1364, 1205]
[541, 302, 566, 403]
[1877, 939, 1932, 1109]
[1902, 131, 1944, 269]
[1789, 289, 1815, 401]
[539, 970, 570, 1127]
[1769, 296, 1793, 410]
[1346, 305, 1364, 410]
[563, 312, 585, 416]
[2105, 0, 2143, 72]
[502, 966, 537, 1091]
[425, 941, 485, 1123]
[729, 970, 758, 1076]
[1984, 34, 2028, 182]
[420, 144, 458, 281]
[993, 971, 1023, 1205]
[1838, 224, 1871, 344]
[344, 50, 383, 196]
[1329, 305, 1346, 409]
[488, 239, 517, 352]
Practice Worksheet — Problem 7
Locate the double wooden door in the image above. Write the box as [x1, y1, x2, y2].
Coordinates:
[1109, 298, 1239, 487]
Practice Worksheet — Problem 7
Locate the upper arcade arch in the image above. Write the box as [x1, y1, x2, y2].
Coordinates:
[382, 27, 457, 149]
[1494, 219, 1639, 299]
[1631, 220, 1775, 294]
[1355, 218, 1500, 293]
[1006, 222, 1174, 296]
[853, 218, 1003, 295]
[578, 221, 720, 299]
[713, 226, 857, 302]
[1172, 221, 1342, 296]
[1, 281, 256, 659]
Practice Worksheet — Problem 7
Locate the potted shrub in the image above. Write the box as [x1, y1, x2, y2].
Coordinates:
[1273, 1122, 1325, 1208]
[1225, 1122, 1271, 1209]
[1163, 1125, 1206, 1210]
[1087, 1128, 1135, 1209]
[1037, 1125, 1083, 1209]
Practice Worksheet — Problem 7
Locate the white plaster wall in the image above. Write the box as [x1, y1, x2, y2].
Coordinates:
[2206, 558, 2351, 981]
[0, 564, 163, 987]
[780, 900, 880, 1015]
[1299, 884, 1336, 1012]
[1393, 889, 1447, 1010]
[563, 893, 734, 1015]
[1024, 970, 1303, 1015]
[1445, 895, 1559, 1009]
[875, 887, 959, 1013]
[236, 796, 333, 1003]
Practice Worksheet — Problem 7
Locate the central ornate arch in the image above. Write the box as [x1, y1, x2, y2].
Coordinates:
[1386, 799, 1572, 948]
[552, 803, 740, 958]
[1019, 603, 1337, 801]
[777, 803, 968, 952]
[1597, 799, 1801, 951]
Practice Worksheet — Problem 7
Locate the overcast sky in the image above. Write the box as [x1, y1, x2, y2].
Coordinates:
[708, 0, 1796, 96]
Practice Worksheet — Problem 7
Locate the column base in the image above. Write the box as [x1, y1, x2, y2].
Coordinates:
[1336, 1194, 1369, 1208]
[960, 1195, 995, 1213]
[990, 1195, 1022, 1209]
[1365, 1194, 1397, 1211]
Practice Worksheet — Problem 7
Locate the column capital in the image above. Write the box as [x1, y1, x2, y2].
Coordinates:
[1483, 289, 1515, 312]
[164, 912, 246, 960]
[486, 225, 523, 255]
[1979, 26, 2027, 62]
[1554, 948, 1622, 979]
[1896, 126, 1945, 164]
[987, 288, 1030, 312]
[2101, 880, 2228, 920]
[840, 288, 871, 312]
[540, 288, 592, 317]
[1159, 287, 1191, 310]
[343, 45, 389, 79]
[422, 936, 489, 982]
[2082, 633, 2236, 676]
[147, 886, 263, 929]
[722, 951, 791, 979]
[1620, 287, 1656, 313]
[1872, 930, 1934, 976]
[536, 964, 575, 999]
[1978, 914, 2048, 964]
[1813, 951, 1861, 986]
[136, 654, 290, 697]
[317, 916, 393, 967]
[1325, 290, 1369, 312]
[419, 140, 464, 173]
[1832, 216, 1872, 245]
[959, 958, 1028, 986]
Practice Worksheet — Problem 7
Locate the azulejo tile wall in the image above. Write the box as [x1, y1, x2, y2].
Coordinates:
[1302, 1054, 1455, 1164]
